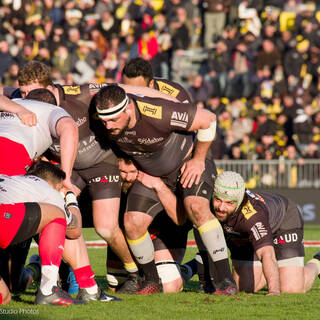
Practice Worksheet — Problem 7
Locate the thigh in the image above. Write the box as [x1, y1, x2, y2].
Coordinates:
[92, 197, 121, 228]
[180, 157, 216, 201]
[279, 264, 304, 293]
[0, 203, 39, 249]
[127, 181, 163, 218]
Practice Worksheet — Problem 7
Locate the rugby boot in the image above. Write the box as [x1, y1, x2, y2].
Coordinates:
[35, 286, 86, 306]
[212, 278, 238, 295]
[117, 273, 142, 294]
[77, 287, 122, 302]
[134, 279, 163, 295]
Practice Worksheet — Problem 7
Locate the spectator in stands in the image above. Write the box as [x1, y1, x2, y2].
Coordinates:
[203, 0, 231, 48]
[225, 40, 255, 99]
[207, 39, 231, 97]
[0, 37, 14, 83]
[188, 74, 213, 104]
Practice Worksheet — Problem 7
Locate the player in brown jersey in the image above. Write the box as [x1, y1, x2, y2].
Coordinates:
[95, 84, 236, 295]
[212, 171, 320, 294]
[122, 57, 193, 104]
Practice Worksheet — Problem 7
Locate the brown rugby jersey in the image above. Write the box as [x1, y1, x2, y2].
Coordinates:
[221, 190, 289, 252]
[110, 93, 197, 176]
[153, 78, 193, 103]
[48, 84, 113, 170]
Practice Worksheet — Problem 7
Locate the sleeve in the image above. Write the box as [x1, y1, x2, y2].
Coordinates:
[240, 201, 274, 251]
[48, 107, 73, 138]
[135, 95, 197, 131]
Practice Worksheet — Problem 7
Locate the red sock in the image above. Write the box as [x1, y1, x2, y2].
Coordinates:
[39, 218, 66, 266]
[0, 293, 3, 304]
[74, 265, 96, 288]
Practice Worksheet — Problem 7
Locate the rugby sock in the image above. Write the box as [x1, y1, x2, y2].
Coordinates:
[39, 218, 66, 266]
[127, 231, 159, 281]
[197, 219, 233, 283]
[38, 218, 66, 295]
[73, 265, 98, 293]
[0, 293, 2, 304]
[124, 261, 139, 274]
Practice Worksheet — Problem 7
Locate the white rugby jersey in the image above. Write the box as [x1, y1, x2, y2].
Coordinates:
[0, 174, 71, 224]
[0, 98, 71, 159]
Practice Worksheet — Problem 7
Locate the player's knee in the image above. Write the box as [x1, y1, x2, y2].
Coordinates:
[162, 278, 183, 293]
[1, 292, 11, 305]
[124, 212, 145, 237]
[95, 227, 113, 241]
[185, 199, 210, 224]
[156, 261, 182, 293]
[281, 283, 304, 293]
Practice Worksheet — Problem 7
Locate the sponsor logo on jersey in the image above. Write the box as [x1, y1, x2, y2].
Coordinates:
[118, 137, 134, 144]
[137, 137, 164, 145]
[137, 101, 162, 119]
[63, 86, 81, 95]
[156, 80, 180, 97]
[273, 233, 298, 245]
[0, 112, 15, 120]
[125, 130, 136, 136]
[241, 201, 257, 220]
[246, 190, 266, 204]
[4, 212, 12, 219]
[170, 111, 188, 128]
[251, 222, 268, 240]
[78, 136, 98, 154]
[89, 175, 120, 183]
[88, 83, 108, 93]
[76, 117, 87, 127]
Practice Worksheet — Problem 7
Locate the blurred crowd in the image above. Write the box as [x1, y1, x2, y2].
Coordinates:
[0, 0, 320, 161]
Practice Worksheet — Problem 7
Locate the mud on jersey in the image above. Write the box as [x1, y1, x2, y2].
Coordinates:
[221, 190, 289, 253]
[111, 94, 197, 176]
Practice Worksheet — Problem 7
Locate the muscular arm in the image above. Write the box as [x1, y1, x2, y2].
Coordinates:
[256, 245, 281, 295]
[0, 94, 37, 126]
[137, 171, 187, 225]
[180, 108, 217, 188]
[118, 83, 179, 102]
[56, 117, 79, 194]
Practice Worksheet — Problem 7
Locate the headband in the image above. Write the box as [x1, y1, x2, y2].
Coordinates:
[96, 95, 129, 119]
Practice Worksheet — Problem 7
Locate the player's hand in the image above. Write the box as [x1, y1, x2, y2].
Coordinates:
[180, 158, 205, 188]
[136, 171, 162, 190]
[17, 108, 37, 126]
[62, 179, 81, 197]
[118, 158, 138, 183]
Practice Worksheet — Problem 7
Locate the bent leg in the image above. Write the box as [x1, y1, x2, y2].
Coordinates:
[93, 198, 137, 272]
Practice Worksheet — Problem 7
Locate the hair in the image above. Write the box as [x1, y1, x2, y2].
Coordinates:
[26, 160, 66, 185]
[95, 84, 126, 111]
[18, 61, 54, 87]
[25, 88, 57, 105]
[122, 57, 153, 84]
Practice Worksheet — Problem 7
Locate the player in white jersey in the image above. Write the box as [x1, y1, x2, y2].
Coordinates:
[0, 88, 78, 194]
[0, 161, 84, 306]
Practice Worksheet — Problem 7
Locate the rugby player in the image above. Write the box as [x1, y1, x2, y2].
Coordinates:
[95, 84, 236, 295]
[212, 171, 320, 294]
[0, 61, 181, 287]
[0, 161, 84, 305]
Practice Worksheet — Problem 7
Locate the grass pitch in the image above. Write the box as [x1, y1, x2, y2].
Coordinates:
[1, 226, 320, 320]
